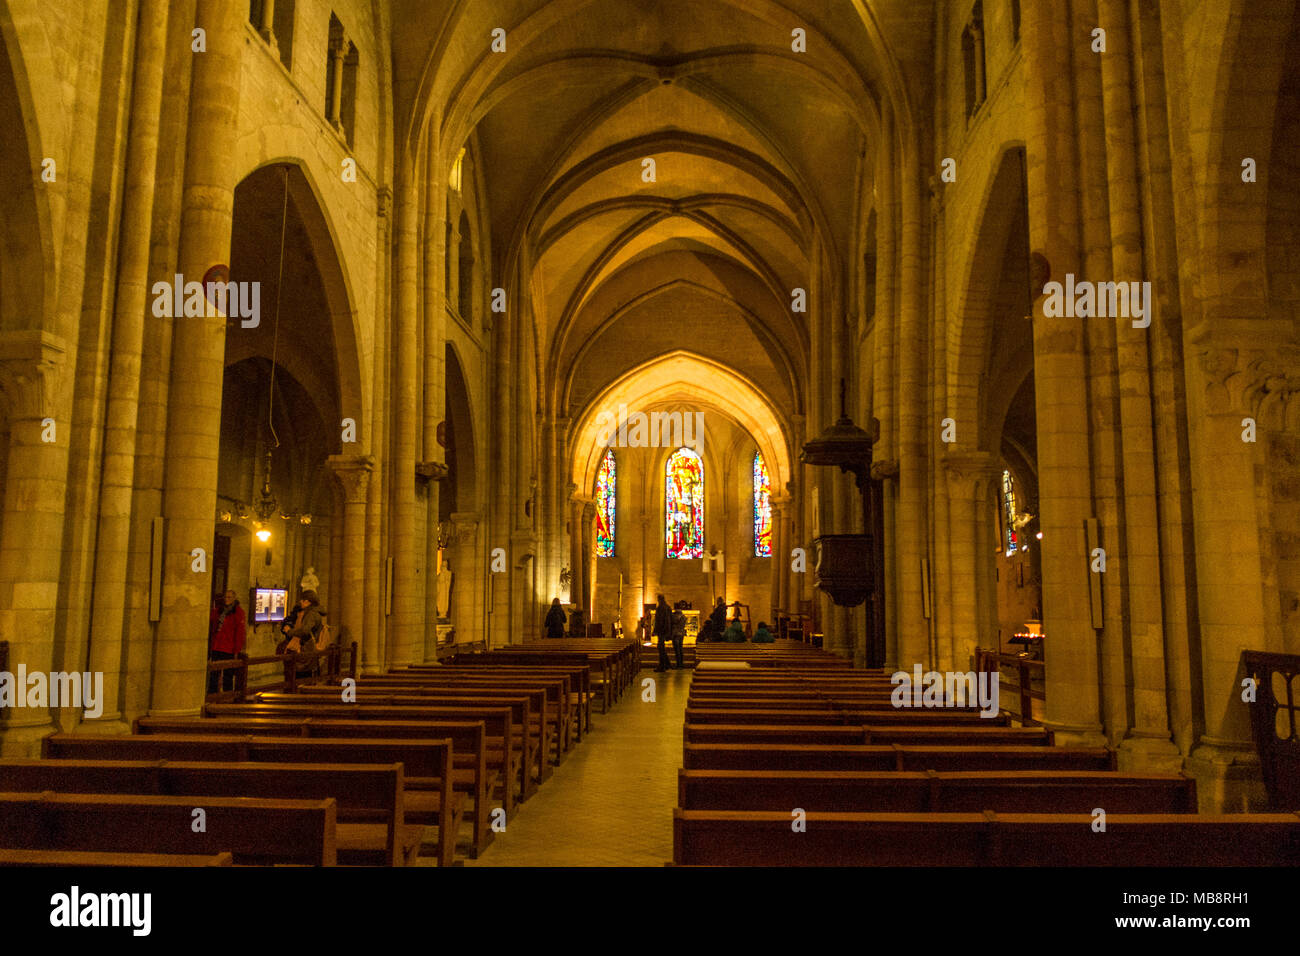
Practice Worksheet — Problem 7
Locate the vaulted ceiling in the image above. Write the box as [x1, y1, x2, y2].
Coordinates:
[390, 0, 934, 474]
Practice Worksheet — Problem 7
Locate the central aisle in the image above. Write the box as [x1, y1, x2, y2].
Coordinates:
[466, 664, 691, 867]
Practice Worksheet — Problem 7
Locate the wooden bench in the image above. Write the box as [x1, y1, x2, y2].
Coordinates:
[370, 670, 583, 746]
[672, 809, 1300, 866]
[683, 724, 1049, 747]
[1, 758, 426, 866]
[205, 700, 534, 806]
[678, 769, 1197, 814]
[682, 743, 1117, 772]
[684, 707, 1008, 726]
[124, 717, 498, 848]
[293, 678, 573, 763]
[49, 733, 478, 858]
[0, 849, 234, 867]
[0, 791, 337, 865]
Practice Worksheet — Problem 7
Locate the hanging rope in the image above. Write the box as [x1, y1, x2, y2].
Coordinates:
[266, 163, 289, 451]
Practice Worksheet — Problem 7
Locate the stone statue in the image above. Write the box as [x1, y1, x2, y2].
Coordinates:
[436, 561, 454, 621]
[300, 566, 320, 593]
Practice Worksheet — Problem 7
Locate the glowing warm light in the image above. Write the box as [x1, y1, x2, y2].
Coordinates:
[256, 528, 272, 543]
[1036, 532, 1043, 540]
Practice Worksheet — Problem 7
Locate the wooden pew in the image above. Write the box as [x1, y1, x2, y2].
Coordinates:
[445, 651, 617, 713]
[205, 699, 535, 804]
[683, 724, 1049, 747]
[50, 728, 480, 863]
[673, 809, 1300, 866]
[683, 743, 1117, 772]
[678, 769, 1198, 814]
[684, 707, 1008, 726]
[0, 849, 234, 867]
[287, 680, 571, 764]
[0, 791, 337, 865]
[227, 695, 544, 795]
[368, 670, 582, 747]
[124, 717, 497, 849]
[0, 758, 426, 866]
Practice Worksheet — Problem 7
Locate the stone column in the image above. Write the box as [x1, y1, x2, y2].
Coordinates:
[769, 495, 788, 621]
[1022, 0, 1104, 746]
[1099, 0, 1178, 772]
[84, 0, 170, 731]
[364, 186, 392, 675]
[327, 34, 346, 130]
[389, 155, 421, 667]
[943, 452, 998, 672]
[580, 501, 596, 624]
[150, 0, 243, 718]
[258, 0, 277, 48]
[0, 333, 68, 754]
[327, 455, 372, 656]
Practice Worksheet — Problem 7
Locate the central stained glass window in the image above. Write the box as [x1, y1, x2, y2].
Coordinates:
[594, 448, 615, 557]
[753, 451, 771, 556]
[665, 447, 704, 559]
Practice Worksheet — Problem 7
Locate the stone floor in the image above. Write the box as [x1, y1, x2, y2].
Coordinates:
[464, 664, 690, 867]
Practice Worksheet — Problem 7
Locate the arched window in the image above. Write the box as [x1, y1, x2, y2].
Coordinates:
[1002, 469, 1018, 555]
[753, 451, 772, 556]
[665, 447, 704, 559]
[594, 449, 615, 557]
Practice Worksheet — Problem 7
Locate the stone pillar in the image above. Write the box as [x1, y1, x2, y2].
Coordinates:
[580, 501, 596, 624]
[0, 333, 68, 754]
[327, 455, 372, 656]
[1022, 0, 1105, 746]
[1183, 349, 1279, 808]
[1098, 0, 1179, 772]
[84, 0, 170, 731]
[150, 0, 243, 718]
[769, 495, 788, 621]
[943, 452, 998, 672]
[258, 0, 277, 48]
[364, 186, 392, 675]
[327, 34, 346, 130]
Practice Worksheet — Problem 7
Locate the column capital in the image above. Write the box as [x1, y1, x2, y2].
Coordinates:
[942, 450, 1000, 490]
[327, 453, 374, 503]
[0, 330, 67, 421]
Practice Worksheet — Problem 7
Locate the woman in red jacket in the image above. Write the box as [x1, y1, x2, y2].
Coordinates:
[208, 589, 246, 693]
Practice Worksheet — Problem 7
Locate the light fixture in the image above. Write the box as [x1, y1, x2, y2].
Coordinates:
[255, 526, 272, 544]
[1036, 531, 1043, 540]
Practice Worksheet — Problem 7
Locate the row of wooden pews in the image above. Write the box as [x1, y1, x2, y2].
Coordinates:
[673, 642, 1300, 866]
[0, 638, 639, 867]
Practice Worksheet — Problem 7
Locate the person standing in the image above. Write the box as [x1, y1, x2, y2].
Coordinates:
[208, 589, 246, 693]
[653, 593, 673, 671]
[670, 604, 687, 669]
[544, 597, 566, 639]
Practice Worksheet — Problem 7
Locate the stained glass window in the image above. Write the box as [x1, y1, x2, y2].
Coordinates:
[665, 447, 704, 559]
[595, 449, 615, 557]
[753, 451, 772, 556]
[1002, 469, 1018, 555]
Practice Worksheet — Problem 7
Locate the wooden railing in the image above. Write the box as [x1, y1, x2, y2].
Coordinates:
[205, 641, 357, 702]
[974, 647, 1045, 726]
[1242, 650, 1300, 810]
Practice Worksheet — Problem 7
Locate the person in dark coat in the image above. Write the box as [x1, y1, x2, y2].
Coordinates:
[544, 598, 566, 639]
[653, 594, 673, 671]
[752, 621, 775, 643]
[699, 596, 727, 643]
[669, 606, 687, 669]
[208, 589, 246, 693]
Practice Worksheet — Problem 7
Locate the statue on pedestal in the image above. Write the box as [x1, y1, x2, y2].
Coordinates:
[300, 566, 320, 594]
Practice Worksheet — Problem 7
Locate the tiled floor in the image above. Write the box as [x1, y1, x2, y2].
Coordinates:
[465, 665, 690, 867]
